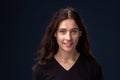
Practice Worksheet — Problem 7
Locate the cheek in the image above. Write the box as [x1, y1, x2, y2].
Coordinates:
[72, 36, 80, 44]
[73, 35, 80, 40]
[56, 34, 64, 42]
[74, 38, 79, 43]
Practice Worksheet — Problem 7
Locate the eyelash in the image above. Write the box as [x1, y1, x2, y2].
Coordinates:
[59, 30, 78, 34]
[60, 31, 65, 33]
[72, 30, 77, 33]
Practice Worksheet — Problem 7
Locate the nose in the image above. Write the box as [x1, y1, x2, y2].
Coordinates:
[65, 32, 72, 41]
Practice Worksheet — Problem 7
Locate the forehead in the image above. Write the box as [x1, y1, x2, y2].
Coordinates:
[58, 19, 78, 29]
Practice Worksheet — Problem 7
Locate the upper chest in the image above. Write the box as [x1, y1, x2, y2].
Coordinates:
[41, 57, 92, 80]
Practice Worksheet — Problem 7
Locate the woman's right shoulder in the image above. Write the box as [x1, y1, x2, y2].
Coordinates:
[32, 62, 44, 80]
[32, 62, 44, 72]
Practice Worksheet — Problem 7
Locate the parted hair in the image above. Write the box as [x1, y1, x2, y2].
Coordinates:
[33, 7, 93, 69]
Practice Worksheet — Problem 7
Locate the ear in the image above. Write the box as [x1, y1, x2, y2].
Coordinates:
[79, 31, 82, 37]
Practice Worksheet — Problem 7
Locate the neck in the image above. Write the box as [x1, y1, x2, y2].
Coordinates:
[54, 49, 80, 61]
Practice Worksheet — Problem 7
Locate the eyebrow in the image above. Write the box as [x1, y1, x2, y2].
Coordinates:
[72, 28, 79, 30]
[58, 27, 79, 30]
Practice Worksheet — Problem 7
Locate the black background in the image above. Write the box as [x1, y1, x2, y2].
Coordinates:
[2, 0, 120, 80]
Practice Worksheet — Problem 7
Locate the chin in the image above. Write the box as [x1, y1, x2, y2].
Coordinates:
[62, 47, 74, 52]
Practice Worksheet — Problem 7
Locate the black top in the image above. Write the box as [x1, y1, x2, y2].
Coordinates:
[33, 54, 104, 80]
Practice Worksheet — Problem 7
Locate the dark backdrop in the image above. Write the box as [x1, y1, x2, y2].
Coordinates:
[2, 0, 120, 80]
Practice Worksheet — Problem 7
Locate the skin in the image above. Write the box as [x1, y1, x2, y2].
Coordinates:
[54, 19, 82, 70]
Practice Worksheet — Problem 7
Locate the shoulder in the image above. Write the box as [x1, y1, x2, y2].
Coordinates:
[88, 55, 102, 71]
[80, 53, 103, 74]
[81, 53, 101, 67]
[81, 54, 104, 80]
[32, 58, 55, 75]
[32, 61, 43, 72]
[32, 62, 45, 80]
[32, 58, 56, 80]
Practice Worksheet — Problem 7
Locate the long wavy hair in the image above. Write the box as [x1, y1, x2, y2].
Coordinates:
[33, 7, 93, 68]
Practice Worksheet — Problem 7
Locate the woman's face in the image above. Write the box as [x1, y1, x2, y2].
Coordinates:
[55, 19, 82, 53]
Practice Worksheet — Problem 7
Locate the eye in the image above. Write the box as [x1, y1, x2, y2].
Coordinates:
[59, 30, 66, 34]
[71, 29, 78, 34]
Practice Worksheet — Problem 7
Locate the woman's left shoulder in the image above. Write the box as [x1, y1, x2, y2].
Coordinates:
[85, 55, 104, 80]
[85, 54, 101, 67]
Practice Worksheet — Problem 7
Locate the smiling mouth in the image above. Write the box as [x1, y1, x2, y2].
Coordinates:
[63, 42, 73, 47]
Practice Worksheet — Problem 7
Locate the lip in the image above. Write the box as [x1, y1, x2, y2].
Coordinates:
[63, 42, 73, 47]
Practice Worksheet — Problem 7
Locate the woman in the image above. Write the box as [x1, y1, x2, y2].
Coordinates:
[32, 7, 104, 80]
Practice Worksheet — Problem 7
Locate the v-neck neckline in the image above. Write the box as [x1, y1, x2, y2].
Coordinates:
[53, 54, 81, 72]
